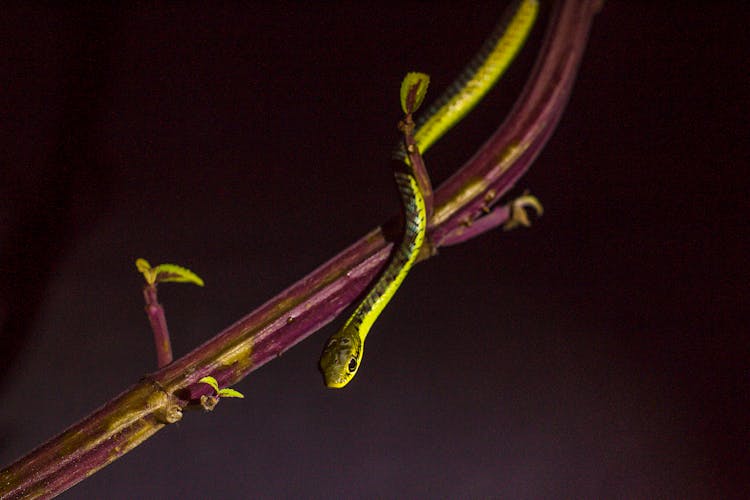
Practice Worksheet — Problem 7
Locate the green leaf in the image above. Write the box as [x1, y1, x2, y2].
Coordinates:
[198, 376, 220, 392]
[136, 258, 156, 284]
[151, 263, 204, 286]
[400, 72, 430, 115]
[136, 258, 152, 273]
[217, 388, 245, 399]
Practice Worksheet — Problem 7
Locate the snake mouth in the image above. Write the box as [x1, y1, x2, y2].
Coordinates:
[325, 378, 348, 389]
[322, 368, 351, 389]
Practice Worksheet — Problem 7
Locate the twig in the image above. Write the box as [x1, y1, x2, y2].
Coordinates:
[142, 284, 173, 367]
[399, 72, 435, 221]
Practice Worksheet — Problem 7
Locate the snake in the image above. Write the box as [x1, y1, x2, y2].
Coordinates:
[319, 0, 539, 388]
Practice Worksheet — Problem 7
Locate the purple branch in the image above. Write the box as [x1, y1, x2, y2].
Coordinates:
[400, 76, 435, 221]
[143, 284, 173, 368]
[0, 1, 602, 497]
[440, 203, 512, 247]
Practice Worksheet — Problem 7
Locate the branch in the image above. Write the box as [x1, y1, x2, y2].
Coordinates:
[0, 1, 602, 497]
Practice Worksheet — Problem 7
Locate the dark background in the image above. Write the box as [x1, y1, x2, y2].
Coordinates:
[1, 1, 747, 497]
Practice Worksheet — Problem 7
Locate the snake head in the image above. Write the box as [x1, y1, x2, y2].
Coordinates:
[319, 328, 363, 389]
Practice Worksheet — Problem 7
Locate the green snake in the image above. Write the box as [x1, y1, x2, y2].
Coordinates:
[319, 0, 539, 388]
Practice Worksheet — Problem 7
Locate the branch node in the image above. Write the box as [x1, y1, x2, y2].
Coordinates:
[149, 388, 184, 424]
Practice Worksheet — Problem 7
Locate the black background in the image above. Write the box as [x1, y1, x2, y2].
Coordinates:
[1, 2, 747, 497]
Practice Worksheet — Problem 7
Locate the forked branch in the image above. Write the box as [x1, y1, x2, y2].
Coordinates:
[0, 1, 602, 497]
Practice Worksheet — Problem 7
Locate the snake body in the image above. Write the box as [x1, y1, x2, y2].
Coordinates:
[320, 0, 539, 388]
[395, 0, 540, 162]
[320, 173, 426, 388]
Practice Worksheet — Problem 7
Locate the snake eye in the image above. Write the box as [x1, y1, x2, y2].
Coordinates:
[347, 358, 358, 373]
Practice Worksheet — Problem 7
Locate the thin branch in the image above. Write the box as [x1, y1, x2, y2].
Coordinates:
[399, 72, 435, 220]
[0, 1, 602, 497]
[440, 192, 544, 247]
[143, 284, 173, 368]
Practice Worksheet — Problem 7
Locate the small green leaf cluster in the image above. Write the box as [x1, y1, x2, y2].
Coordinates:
[197, 375, 244, 408]
[400, 72, 430, 115]
[136, 258, 204, 286]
